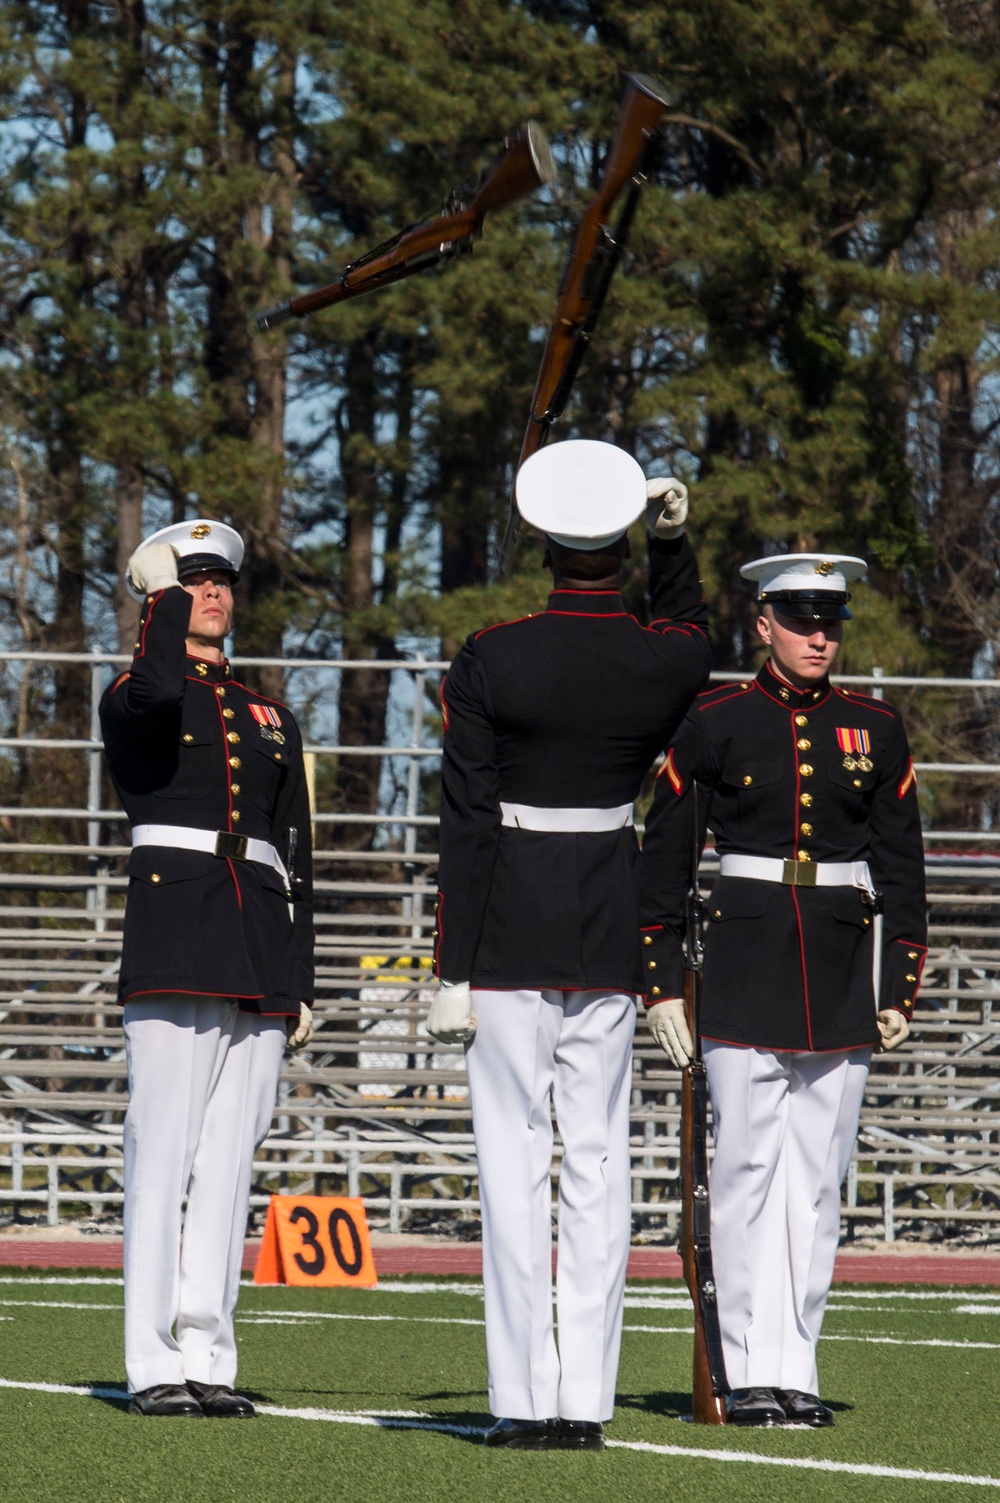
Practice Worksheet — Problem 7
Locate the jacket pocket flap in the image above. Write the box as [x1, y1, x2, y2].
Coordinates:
[128, 846, 211, 884]
[707, 878, 774, 921]
[830, 887, 871, 926]
[720, 757, 782, 791]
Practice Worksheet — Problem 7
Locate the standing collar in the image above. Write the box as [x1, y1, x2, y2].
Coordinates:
[186, 653, 230, 683]
[756, 658, 830, 710]
[545, 589, 628, 618]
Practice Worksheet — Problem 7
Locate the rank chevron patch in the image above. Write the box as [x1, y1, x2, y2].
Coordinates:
[898, 758, 917, 799]
[249, 703, 283, 729]
[658, 747, 683, 795]
[836, 726, 871, 755]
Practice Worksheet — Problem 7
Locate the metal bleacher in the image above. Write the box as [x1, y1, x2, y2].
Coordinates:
[1, 652, 998, 1244]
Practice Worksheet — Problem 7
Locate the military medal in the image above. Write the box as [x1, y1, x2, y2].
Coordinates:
[836, 727, 872, 774]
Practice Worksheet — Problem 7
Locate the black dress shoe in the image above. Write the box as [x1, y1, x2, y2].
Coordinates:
[483, 1417, 559, 1450]
[186, 1381, 256, 1418]
[773, 1389, 834, 1427]
[559, 1419, 605, 1451]
[129, 1383, 203, 1417]
[726, 1387, 786, 1426]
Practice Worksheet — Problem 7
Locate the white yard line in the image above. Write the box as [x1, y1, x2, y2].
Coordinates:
[0, 1378, 996, 1487]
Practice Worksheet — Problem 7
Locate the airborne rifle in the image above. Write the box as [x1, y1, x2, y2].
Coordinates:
[255, 124, 555, 332]
[500, 73, 668, 569]
[680, 782, 729, 1424]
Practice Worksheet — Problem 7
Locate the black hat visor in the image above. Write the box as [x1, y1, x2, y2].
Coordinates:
[177, 551, 239, 583]
[761, 589, 852, 621]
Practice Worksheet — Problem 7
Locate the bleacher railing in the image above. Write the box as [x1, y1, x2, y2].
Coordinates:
[1, 651, 998, 1245]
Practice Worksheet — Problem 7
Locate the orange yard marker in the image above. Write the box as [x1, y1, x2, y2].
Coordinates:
[253, 1195, 377, 1287]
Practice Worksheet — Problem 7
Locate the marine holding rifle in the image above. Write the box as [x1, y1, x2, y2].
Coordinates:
[641, 553, 927, 1426]
[100, 522, 314, 1418]
[428, 441, 710, 1450]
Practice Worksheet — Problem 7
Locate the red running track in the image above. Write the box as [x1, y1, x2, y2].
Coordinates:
[0, 1238, 998, 1285]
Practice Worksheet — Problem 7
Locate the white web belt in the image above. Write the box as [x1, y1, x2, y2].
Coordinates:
[499, 802, 634, 832]
[131, 823, 290, 889]
[720, 854, 874, 893]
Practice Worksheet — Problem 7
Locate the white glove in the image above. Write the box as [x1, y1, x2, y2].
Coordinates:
[646, 477, 689, 540]
[127, 542, 180, 595]
[876, 1009, 909, 1051]
[646, 997, 694, 1067]
[286, 1002, 314, 1051]
[426, 981, 477, 1044]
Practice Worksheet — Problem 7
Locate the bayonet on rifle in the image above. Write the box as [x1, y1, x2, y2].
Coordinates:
[255, 124, 555, 331]
[500, 73, 668, 571]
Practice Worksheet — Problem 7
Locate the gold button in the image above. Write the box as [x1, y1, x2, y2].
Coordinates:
[908, 951, 918, 959]
[275, 752, 282, 761]
[227, 731, 240, 744]
[182, 734, 194, 744]
[863, 917, 870, 926]
[800, 822, 813, 836]
[906, 973, 917, 983]
[643, 935, 653, 946]
[743, 775, 753, 786]
[799, 763, 814, 777]
[797, 738, 811, 750]
[797, 851, 812, 862]
[648, 960, 657, 970]
[713, 908, 722, 918]
[232, 810, 241, 822]
[216, 686, 226, 698]
[812, 690, 821, 698]
[853, 778, 862, 788]
[795, 714, 808, 727]
[800, 793, 813, 807]
[223, 708, 235, 719]
[779, 688, 790, 700]
[231, 783, 240, 794]
[229, 756, 241, 769]
[195, 662, 207, 676]
[151, 873, 161, 884]
[134, 641, 140, 650]
[740, 682, 749, 689]
[650, 987, 661, 997]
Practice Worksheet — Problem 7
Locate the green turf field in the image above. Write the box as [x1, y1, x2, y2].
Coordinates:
[0, 1272, 997, 1502]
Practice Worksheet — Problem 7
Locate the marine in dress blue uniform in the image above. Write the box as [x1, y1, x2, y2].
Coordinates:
[429, 442, 711, 1449]
[100, 521, 314, 1417]
[640, 553, 927, 1426]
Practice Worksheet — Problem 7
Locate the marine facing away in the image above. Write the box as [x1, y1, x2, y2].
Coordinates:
[429, 440, 711, 1450]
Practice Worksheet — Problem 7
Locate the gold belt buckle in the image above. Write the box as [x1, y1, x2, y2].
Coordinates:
[782, 859, 817, 887]
[214, 830, 249, 861]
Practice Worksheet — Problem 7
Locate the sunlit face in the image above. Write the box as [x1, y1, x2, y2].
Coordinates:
[182, 571, 234, 650]
[757, 605, 843, 688]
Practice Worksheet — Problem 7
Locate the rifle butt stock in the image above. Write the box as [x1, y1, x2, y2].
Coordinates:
[680, 967, 729, 1422]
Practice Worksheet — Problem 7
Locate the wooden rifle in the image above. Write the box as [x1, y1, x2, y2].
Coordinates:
[255, 123, 555, 331]
[500, 73, 668, 570]
[680, 781, 729, 1423]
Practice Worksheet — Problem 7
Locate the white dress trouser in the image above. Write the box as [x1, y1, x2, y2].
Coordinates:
[704, 1041, 871, 1393]
[465, 988, 636, 1423]
[122, 997, 286, 1393]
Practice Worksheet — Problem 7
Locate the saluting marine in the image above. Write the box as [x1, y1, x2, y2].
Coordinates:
[641, 553, 927, 1427]
[429, 441, 711, 1450]
[100, 521, 314, 1418]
